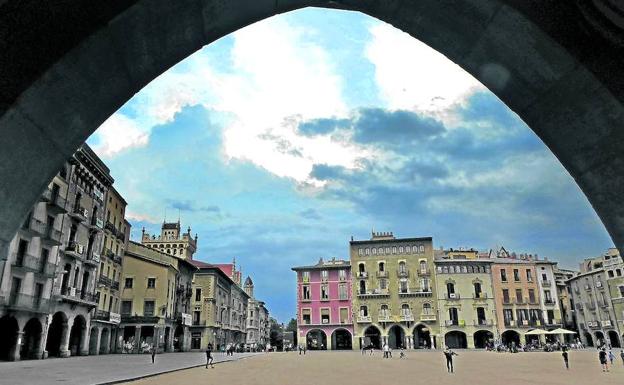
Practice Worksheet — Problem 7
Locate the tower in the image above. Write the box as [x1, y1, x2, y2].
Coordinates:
[244, 276, 254, 298]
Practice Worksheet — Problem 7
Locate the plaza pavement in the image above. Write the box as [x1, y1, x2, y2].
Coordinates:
[0, 351, 257, 385]
[121, 350, 624, 385]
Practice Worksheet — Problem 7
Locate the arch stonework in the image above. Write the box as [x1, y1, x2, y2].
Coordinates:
[0, 2, 622, 259]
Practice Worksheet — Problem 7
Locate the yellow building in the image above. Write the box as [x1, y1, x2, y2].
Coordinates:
[350, 232, 438, 350]
[187, 259, 249, 351]
[119, 241, 196, 353]
[434, 249, 497, 349]
[141, 221, 197, 260]
[90, 187, 128, 354]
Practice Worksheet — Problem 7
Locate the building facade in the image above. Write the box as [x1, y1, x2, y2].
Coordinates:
[435, 249, 497, 349]
[119, 241, 196, 353]
[244, 277, 270, 351]
[292, 258, 353, 350]
[568, 249, 622, 348]
[349, 232, 438, 350]
[90, 186, 128, 355]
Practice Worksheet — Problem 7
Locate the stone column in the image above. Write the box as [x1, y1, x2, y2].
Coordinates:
[153, 326, 161, 352]
[59, 321, 71, 358]
[430, 335, 436, 350]
[79, 324, 89, 356]
[133, 326, 141, 354]
[407, 336, 413, 350]
[90, 328, 101, 355]
[101, 329, 110, 355]
[166, 328, 174, 352]
[467, 334, 475, 349]
[9, 331, 24, 361]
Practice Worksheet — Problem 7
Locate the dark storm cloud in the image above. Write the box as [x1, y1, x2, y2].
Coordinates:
[352, 108, 445, 145]
[298, 117, 351, 136]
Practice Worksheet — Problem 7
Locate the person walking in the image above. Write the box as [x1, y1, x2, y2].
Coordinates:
[151, 345, 156, 364]
[382, 343, 389, 359]
[444, 347, 458, 373]
[599, 348, 609, 372]
[206, 343, 215, 369]
[620, 349, 624, 365]
[562, 348, 569, 369]
[608, 349, 615, 365]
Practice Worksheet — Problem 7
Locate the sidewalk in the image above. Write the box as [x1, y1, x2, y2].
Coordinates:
[0, 351, 259, 385]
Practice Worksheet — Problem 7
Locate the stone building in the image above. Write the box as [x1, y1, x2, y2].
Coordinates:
[434, 249, 497, 349]
[292, 258, 353, 350]
[244, 276, 270, 351]
[349, 232, 438, 350]
[187, 260, 249, 351]
[535, 259, 563, 330]
[554, 267, 578, 335]
[568, 248, 623, 348]
[90, 187, 128, 355]
[119, 241, 196, 353]
[141, 221, 197, 260]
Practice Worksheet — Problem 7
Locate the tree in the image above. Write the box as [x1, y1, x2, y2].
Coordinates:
[269, 317, 284, 350]
[286, 317, 298, 346]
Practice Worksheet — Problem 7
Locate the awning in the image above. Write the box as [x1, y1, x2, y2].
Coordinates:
[524, 328, 549, 335]
[547, 328, 577, 335]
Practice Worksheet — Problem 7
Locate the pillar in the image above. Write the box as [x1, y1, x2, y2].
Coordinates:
[154, 326, 162, 352]
[59, 321, 71, 357]
[382, 335, 387, 347]
[407, 336, 413, 350]
[430, 335, 436, 349]
[166, 328, 174, 352]
[467, 334, 475, 349]
[182, 327, 190, 352]
[79, 324, 89, 356]
[90, 328, 101, 355]
[133, 326, 141, 353]
[9, 331, 24, 361]
[101, 329, 110, 354]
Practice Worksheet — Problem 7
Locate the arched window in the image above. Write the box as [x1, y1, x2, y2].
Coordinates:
[401, 303, 410, 315]
[379, 262, 385, 272]
[359, 280, 366, 295]
[378, 247, 383, 255]
[359, 263, 365, 273]
[447, 282, 456, 297]
[617, 269, 622, 277]
[372, 248, 377, 255]
[365, 248, 370, 255]
[608, 270, 615, 278]
[399, 246, 404, 253]
[419, 260, 427, 273]
[412, 245, 418, 253]
[398, 261, 407, 273]
[422, 303, 432, 315]
[419, 245, 425, 252]
[380, 304, 388, 317]
[360, 305, 368, 316]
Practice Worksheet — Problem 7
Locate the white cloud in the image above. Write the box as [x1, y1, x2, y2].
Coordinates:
[92, 113, 149, 157]
[125, 210, 159, 223]
[366, 23, 485, 115]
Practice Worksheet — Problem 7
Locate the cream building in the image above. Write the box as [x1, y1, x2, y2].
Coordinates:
[244, 276, 270, 351]
[435, 249, 497, 349]
[141, 221, 197, 260]
[350, 232, 438, 350]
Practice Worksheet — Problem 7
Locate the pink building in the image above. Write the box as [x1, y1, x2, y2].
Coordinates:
[292, 258, 353, 350]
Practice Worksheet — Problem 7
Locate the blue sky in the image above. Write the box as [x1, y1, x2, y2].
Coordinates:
[88, 8, 613, 322]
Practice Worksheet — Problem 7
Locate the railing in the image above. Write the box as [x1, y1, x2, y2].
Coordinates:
[397, 269, 409, 278]
[358, 289, 390, 297]
[121, 315, 160, 324]
[111, 281, 120, 290]
[474, 319, 494, 326]
[473, 293, 488, 299]
[420, 313, 436, 322]
[12, 253, 56, 276]
[356, 315, 372, 323]
[94, 310, 111, 321]
[596, 281, 604, 289]
[544, 299, 556, 305]
[356, 271, 368, 278]
[378, 313, 391, 322]
[602, 320, 613, 328]
[42, 189, 67, 212]
[541, 280, 552, 287]
[71, 205, 88, 220]
[1, 294, 51, 313]
[418, 269, 431, 276]
[105, 221, 117, 235]
[60, 287, 97, 305]
[584, 284, 592, 291]
[400, 313, 414, 322]
[23, 217, 47, 236]
[99, 275, 112, 287]
[43, 227, 62, 244]
[399, 289, 432, 297]
[445, 319, 465, 327]
[447, 293, 460, 300]
[504, 320, 516, 327]
[376, 271, 389, 278]
[65, 241, 85, 257]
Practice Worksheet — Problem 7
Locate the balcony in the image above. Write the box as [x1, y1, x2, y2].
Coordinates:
[104, 221, 117, 235]
[41, 227, 63, 246]
[64, 241, 85, 259]
[584, 284, 592, 291]
[420, 313, 436, 322]
[474, 319, 494, 326]
[356, 271, 368, 279]
[98, 275, 112, 287]
[21, 217, 48, 238]
[121, 315, 160, 324]
[59, 287, 97, 307]
[12, 253, 56, 277]
[83, 253, 99, 267]
[447, 293, 460, 300]
[586, 302, 597, 311]
[377, 313, 391, 322]
[356, 315, 372, 323]
[1, 294, 51, 313]
[545, 319, 562, 327]
[473, 293, 488, 300]
[358, 289, 390, 298]
[115, 230, 126, 242]
[517, 320, 531, 327]
[376, 271, 389, 278]
[587, 321, 600, 329]
[602, 320, 614, 328]
[397, 269, 409, 278]
[338, 275, 347, 282]
[400, 313, 415, 322]
[399, 289, 432, 298]
[41, 189, 67, 214]
[541, 280, 552, 287]
[504, 320, 516, 327]
[418, 269, 431, 276]
[544, 299, 556, 306]
[69, 205, 88, 222]
[111, 281, 120, 291]
[445, 319, 465, 327]
[596, 281, 604, 289]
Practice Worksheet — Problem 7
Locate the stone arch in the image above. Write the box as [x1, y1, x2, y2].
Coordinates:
[69, 315, 87, 356]
[1, 2, 624, 265]
[608, 330, 620, 348]
[330, 328, 352, 350]
[444, 330, 467, 349]
[362, 325, 382, 349]
[46, 311, 68, 357]
[387, 324, 406, 349]
[595, 331, 606, 347]
[306, 329, 327, 350]
[100, 327, 111, 354]
[89, 327, 99, 355]
[501, 330, 521, 346]
[412, 323, 432, 349]
[473, 330, 494, 349]
[21, 318, 43, 360]
[0, 315, 20, 361]
[584, 332, 594, 347]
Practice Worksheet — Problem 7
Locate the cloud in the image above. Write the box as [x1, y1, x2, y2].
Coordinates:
[166, 199, 221, 214]
[299, 208, 322, 220]
[91, 114, 149, 157]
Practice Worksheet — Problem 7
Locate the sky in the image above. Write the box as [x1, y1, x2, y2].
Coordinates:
[87, 8, 613, 322]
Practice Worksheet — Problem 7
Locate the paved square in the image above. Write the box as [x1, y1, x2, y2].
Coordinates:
[123, 350, 624, 385]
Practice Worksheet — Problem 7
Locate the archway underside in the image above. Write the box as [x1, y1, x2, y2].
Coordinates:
[0, 0, 623, 255]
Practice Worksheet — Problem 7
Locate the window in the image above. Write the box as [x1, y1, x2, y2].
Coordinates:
[321, 284, 329, 300]
[147, 278, 156, 288]
[422, 303, 432, 315]
[378, 262, 385, 272]
[359, 280, 366, 294]
[503, 309, 514, 325]
[124, 277, 133, 288]
[339, 308, 348, 323]
[121, 300, 132, 315]
[302, 309, 311, 324]
[398, 261, 407, 274]
[400, 280, 408, 293]
[401, 303, 411, 316]
[513, 269, 520, 282]
[398, 246, 404, 253]
[321, 309, 330, 324]
[359, 305, 368, 317]
[379, 279, 387, 290]
[339, 269, 346, 280]
[385, 247, 390, 254]
[544, 290, 552, 302]
[476, 307, 486, 324]
[195, 288, 202, 301]
[392, 246, 397, 254]
[372, 248, 377, 255]
[358, 263, 365, 273]
[502, 289, 510, 303]
[419, 245, 425, 252]
[321, 270, 328, 281]
[500, 269, 507, 282]
[608, 270, 615, 278]
[446, 282, 455, 298]
[474, 282, 482, 298]
[365, 248, 370, 255]
[526, 269, 533, 282]
[338, 283, 348, 300]
[358, 248, 363, 256]
[193, 311, 201, 325]
[528, 289, 536, 303]
[302, 285, 311, 300]
[380, 304, 389, 317]
[421, 278, 430, 292]
[448, 307, 459, 324]
[617, 269, 622, 277]
[619, 286, 624, 297]
[515, 289, 523, 303]
[420, 260, 427, 273]
[302, 271, 310, 282]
